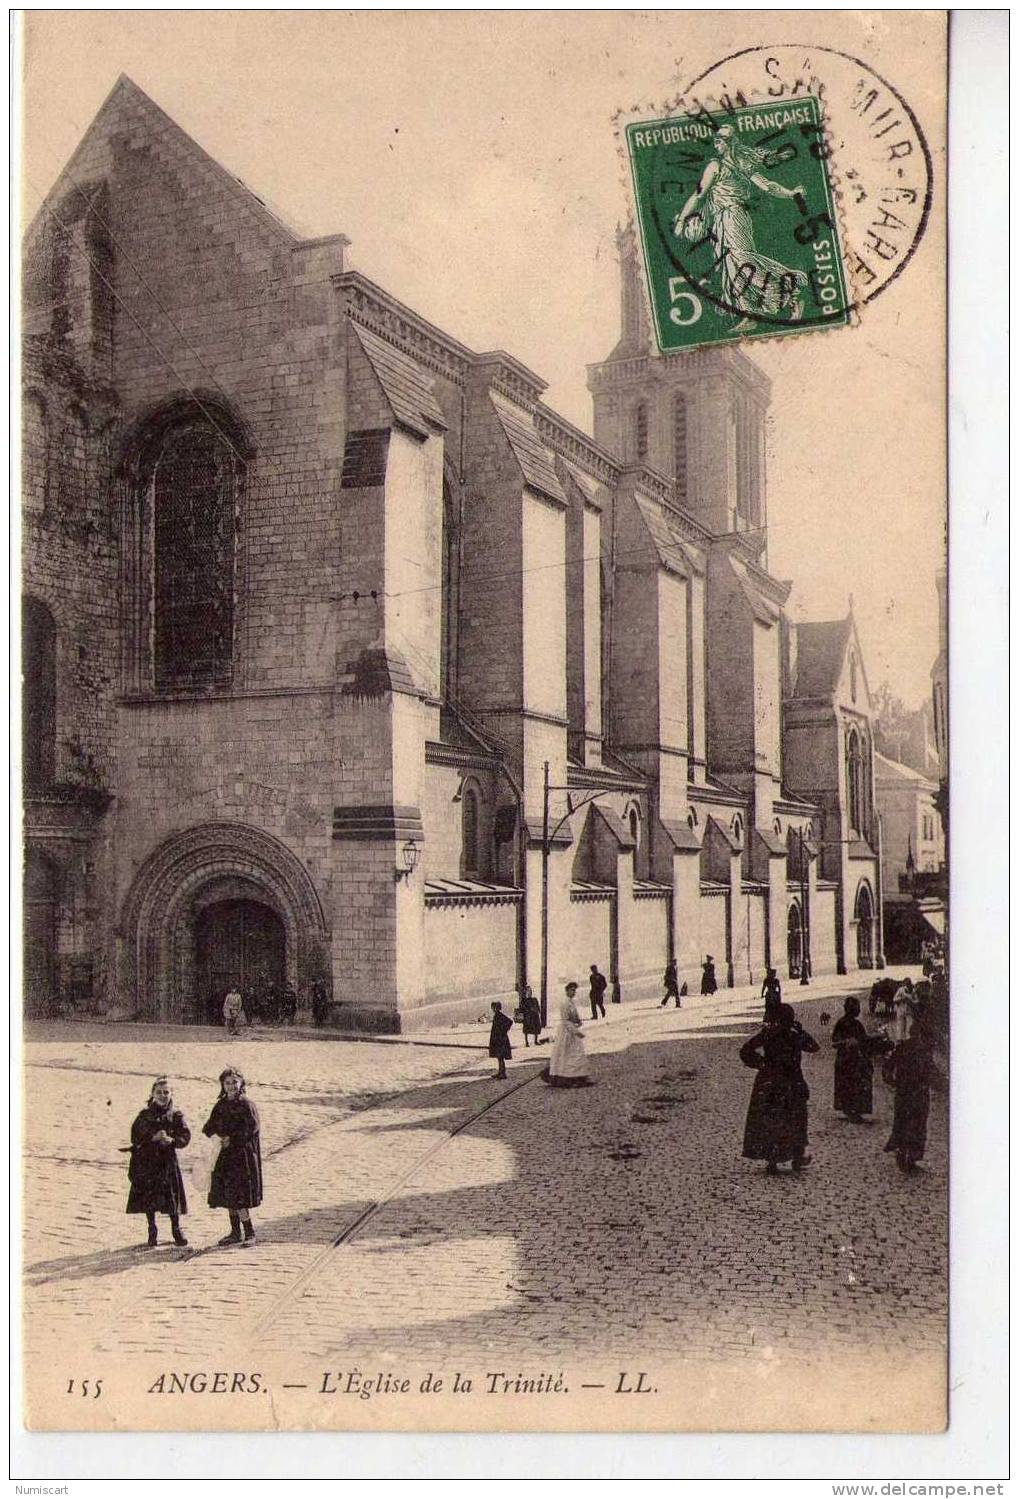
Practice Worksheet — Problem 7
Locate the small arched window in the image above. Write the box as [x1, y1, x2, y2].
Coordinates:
[23, 392, 48, 514]
[628, 806, 640, 846]
[153, 425, 237, 690]
[634, 402, 648, 463]
[673, 393, 688, 501]
[731, 814, 744, 844]
[22, 596, 56, 791]
[462, 786, 480, 877]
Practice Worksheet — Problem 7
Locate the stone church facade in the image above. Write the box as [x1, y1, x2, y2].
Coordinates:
[21, 78, 883, 1030]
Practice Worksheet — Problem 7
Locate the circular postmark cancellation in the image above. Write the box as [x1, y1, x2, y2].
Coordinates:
[624, 44, 933, 354]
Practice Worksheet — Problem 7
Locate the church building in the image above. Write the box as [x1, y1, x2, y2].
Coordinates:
[21, 78, 883, 1029]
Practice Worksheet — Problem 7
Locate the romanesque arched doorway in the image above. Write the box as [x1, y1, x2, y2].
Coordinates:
[120, 823, 329, 1023]
[787, 901, 803, 979]
[195, 898, 286, 1026]
[855, 882, 875, 969]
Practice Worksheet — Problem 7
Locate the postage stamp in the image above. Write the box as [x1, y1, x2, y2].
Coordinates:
[626, 94, 851, 352]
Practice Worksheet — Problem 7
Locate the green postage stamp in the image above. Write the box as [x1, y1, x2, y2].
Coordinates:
[626, 95, 850, 351]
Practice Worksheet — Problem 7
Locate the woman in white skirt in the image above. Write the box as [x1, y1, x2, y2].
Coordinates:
[541, 981, 594, 1088]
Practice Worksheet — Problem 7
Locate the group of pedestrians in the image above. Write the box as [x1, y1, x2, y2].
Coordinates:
[124, 1067, 263, 1249]
[739, 985, 935, 1177]
[220, 982, 300, 1033]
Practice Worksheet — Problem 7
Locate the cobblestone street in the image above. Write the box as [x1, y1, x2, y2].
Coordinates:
[22, 976, 947, 1429]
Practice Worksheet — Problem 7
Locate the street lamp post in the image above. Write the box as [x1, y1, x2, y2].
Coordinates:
[540, 760, 551, 1029]
[537, 759, 623, 1030]
[797, 825, 811, 986]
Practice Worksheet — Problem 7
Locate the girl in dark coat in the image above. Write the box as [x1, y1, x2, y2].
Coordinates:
[832, 994, 875, 1122]
[126, 1077, 190, 1247]
[739, 1003, 819, 1174]
[203, 1067, 263, 1245]
[488, 1002, 514, 1079]
[882, 1021, 933, 1171]
[519, 987, 542, 1046]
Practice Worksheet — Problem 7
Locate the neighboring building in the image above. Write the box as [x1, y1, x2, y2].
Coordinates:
[875, 752, 946, 887]
[874, 702, 940, 780]
[875, 751, 946, 962]
[21, 79, 882, 1029]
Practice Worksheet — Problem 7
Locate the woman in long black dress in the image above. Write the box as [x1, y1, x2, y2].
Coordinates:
[739, 1003, 819, 1174]
[832, 994, 875, 1123]
[202, 1067, 263, 1245]
[126, 1076, 190, 1247]
[882, 1020, 933, 1171]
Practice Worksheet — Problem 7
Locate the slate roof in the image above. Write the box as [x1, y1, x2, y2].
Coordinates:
[793, 618, 852, 698]
[634, 496, 690, 576]
[352, 324, 447, 438]
[660, 818, 702, 851]
[730, 555, 782, 624]
[754, 827, 788, 858]
[874, 751, 938, 790]
[592, 803, 636, 850]
[490, 393, 566, 505]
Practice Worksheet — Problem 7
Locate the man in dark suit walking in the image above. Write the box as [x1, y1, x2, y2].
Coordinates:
[589, 964, 607, 1019]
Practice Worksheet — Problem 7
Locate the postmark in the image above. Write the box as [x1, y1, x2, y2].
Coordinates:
[621, 44, 933, 353]
[626, 94, 850, 351]
[684, 45, 934, 312]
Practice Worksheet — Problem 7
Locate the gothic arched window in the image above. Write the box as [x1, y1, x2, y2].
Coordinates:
[634, 402, 648, 463]
[462, 786, 480, 877]
[846, 727, 864, 834]
[22, 596, 56, 791]
[673, 394, 688, 502]
[153, 425, 237, 690]
[849, 651, 858, 703]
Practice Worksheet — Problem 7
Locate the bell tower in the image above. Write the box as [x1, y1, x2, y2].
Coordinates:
[587, 226, 772, 550]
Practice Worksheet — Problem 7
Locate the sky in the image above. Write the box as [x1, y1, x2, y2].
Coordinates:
[20, 11, 946, 710]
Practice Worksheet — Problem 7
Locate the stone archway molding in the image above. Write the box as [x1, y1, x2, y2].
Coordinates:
[119, 822, 328, 1022]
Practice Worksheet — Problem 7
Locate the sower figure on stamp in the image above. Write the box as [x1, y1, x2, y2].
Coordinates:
[740, 1003, 819, 1175]
[661, 959, 681, 1008]
[589, 964, 607, 1019]
[125, 1076, 190, 1247]
[672, 124, 808, 332]
[203, 1067, 262, 1245]
[488, 1001, 513, 1080]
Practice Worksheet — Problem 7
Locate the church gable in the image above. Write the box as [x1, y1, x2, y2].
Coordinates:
[832, 617, 873, 716]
